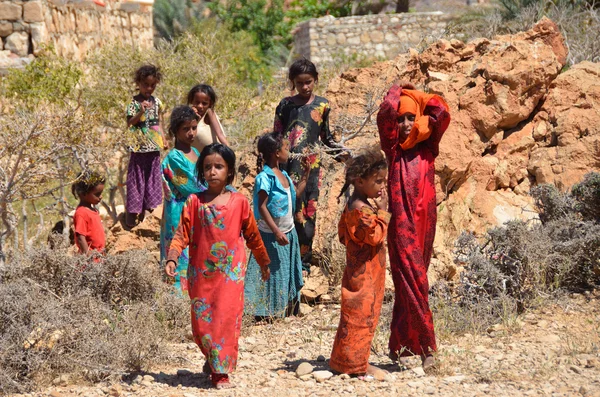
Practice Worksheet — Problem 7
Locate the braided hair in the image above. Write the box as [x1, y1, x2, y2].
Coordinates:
[338, 147, 387, 200]
[256, 131, 284, 173]
[71, 170, 106, 199]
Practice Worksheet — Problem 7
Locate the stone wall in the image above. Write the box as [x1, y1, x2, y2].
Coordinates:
[0, 0, 153, 70]
[293, 12, 452, 63]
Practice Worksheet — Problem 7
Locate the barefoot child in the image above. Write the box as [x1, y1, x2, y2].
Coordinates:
[72, 171, 106, 255]
[274, 58, 347, 274]
[245, 132, 306, 319]
[377, 83, 450, 370]
[160, 105, 203, 295]
[165, 143, 270, 389]
[329, 148, 390, 378]
[125, 64, 168, 228]
[187, 84, 229, 152]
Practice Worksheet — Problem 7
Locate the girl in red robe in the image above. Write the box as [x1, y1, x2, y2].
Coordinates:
[376, 84, 450, 370]
[165, 143, 270, 389]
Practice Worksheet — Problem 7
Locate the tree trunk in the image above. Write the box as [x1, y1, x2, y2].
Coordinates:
[396, 0, 409, 12]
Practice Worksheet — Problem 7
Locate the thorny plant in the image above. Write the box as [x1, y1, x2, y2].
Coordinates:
[0, 247, 188, 395]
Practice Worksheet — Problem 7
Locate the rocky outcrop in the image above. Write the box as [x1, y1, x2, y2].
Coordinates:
[320, 18, 600, 284]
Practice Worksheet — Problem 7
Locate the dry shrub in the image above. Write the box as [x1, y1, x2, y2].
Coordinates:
[431, 173, 600, 336]
[0, 248, 188, 395]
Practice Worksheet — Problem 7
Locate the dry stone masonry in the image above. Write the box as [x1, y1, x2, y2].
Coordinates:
[0, 0, 153, 71]
[293, 12, 452, 63]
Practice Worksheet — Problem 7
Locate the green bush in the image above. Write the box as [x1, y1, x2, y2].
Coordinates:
[0, 52, 82, 107]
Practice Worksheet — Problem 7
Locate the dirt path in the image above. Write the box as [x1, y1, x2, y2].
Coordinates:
[12, 294, 600, 397]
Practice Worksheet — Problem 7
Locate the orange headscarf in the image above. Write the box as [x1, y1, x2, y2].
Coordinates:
[398, 89, 448, 150]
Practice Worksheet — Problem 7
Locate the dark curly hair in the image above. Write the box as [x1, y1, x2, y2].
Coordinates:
[288, 58, 318, 90]
[187, 84, 217, 107]
[338, 147, 387, 199]
[71, 170, 106, 199]
[256, 131, 284, 173]
[133, 64, 162, 84]
[196, 143, 236, 186]
[168, 105, 199, 139]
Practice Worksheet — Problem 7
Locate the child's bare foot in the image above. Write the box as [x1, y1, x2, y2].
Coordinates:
[211, 373, 234, 389]
[421, 355, 436, 371]
[366, 364, 389, 381]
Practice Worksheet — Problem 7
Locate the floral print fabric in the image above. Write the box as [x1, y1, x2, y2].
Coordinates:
[376, 85, 450, 358]
[330, 206, 390, 374]
[125, 95, 164, 153]
[168, 192, 270, 374]
[274, 96, 342, 269]
[160, 148, 203, 295]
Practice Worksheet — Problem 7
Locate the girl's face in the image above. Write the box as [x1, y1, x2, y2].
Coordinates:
[356, 169, 387, 199]
[81, 184, 104, 206]
[203, 153, 230, 189]
[138, 76, 158, 99]
[398, 113, 415, 143]
[292, 73, 316, 99]
[176, 119, 198, 146]
[191, 92, 213, 117]
[276, 139, 290, 163]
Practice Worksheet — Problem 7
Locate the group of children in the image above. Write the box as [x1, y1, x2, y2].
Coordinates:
[70, 58, 451, 389]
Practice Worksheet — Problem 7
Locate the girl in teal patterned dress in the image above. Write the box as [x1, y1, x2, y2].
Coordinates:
[160, 106, 204, 294]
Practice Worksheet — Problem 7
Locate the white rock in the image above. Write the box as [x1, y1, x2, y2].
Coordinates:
[313, 370, 333, 383]
[296, 362, 314, 377]
[5, 31, 29, 57]
[411, 367, 426, 377]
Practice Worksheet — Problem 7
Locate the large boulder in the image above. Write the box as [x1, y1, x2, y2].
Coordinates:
[319, 18, 600, 283]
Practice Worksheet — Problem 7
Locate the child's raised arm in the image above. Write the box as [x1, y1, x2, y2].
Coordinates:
[205, 109, 229, 146]
[346, 206, 391, 247]
[165, 195, 194, 276]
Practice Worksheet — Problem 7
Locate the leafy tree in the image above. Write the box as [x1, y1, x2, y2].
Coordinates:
[153, 0, 205, 40]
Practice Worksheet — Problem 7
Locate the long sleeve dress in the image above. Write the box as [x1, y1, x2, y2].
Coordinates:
[376, 85, 450, 358]
[330, 205, 391, 374]
[168, 192, 270, 374]
[160, 148, 203, 294]
[273, 96, 342, 270]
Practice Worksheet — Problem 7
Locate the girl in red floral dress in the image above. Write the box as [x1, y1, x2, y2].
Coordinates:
[376, 83, 450, 370]
[274, 58, 346, 273]
[165, 143, 270, 389]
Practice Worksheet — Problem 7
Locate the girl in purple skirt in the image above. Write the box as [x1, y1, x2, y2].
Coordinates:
[125, 64, 168, 228]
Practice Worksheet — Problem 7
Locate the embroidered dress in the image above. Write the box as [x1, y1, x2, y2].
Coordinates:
[330, 206, 390, 374]
[125, 95, 164, 213]
[274, 96, 342, 270]
[73, 206, 106, 254]
[244, 165, 304, 317]
[160, 148, 204, 294]
[168, 192, 269, 375]
[376, 85, 450, 358]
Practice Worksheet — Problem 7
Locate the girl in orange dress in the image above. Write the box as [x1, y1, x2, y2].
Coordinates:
[165, 143, 270, 389]
[330, 148, 390, 378]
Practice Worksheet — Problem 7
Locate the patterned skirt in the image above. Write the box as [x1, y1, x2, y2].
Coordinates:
[244, 229, 304, 317]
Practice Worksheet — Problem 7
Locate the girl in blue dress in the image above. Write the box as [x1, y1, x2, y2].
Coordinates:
[160, 105, 204, 294]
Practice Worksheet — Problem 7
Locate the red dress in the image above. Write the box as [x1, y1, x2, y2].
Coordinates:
[330, 206, 390, 374]
[169, 192, 270, 374]
[376, 85, 450, 358]
[73, 206, 105, 253]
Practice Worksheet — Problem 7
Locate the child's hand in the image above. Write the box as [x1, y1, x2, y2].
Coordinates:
[140, 100, 151, 111]
[261, 265, 271, 281]
[165, 260, 177, 277]
[275, 230, 289, 246]
[301, 156, 311, 174]
[375, 187, 388, 210]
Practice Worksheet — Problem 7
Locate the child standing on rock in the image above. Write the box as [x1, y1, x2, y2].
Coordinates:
[274, 58, 347, 274]
[329, 148, 390, 379]
[72, 171, 106, 256]
[245, 132, 306, 319]
[125, 64, 168, 229]
[165, 143, 270, 389]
